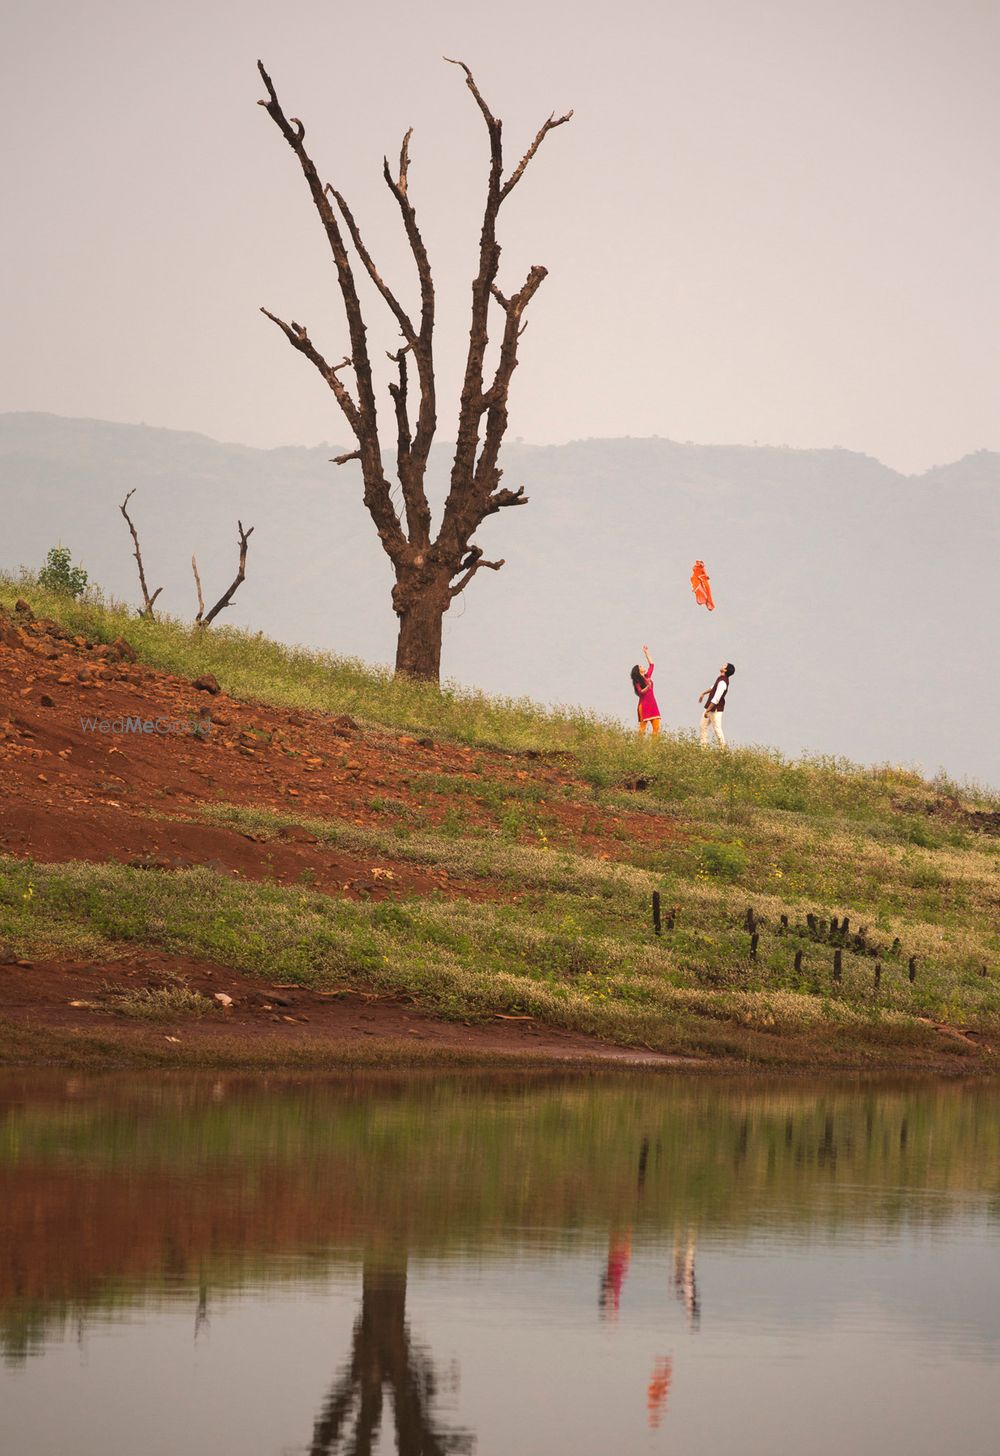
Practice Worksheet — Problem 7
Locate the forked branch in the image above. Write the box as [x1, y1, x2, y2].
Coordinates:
[449, 545, 506, 598]
[501, 109, 574, 201]
[259, 309, 362, 434]
[442, 61, 570, 554]
[118, 489, 163, 619]
[197, 521, 255, 627]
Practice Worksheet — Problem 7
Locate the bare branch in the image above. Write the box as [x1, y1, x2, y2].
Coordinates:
[500, 110, 573, 202]
[449, 546, 506, 598]
[441, 59, 570, 540]
[258, 60, 406, 563]
[326, 184, 417, 347]
[191, 554, 205, 621]
[472, 265, 547, 494]
[443, 58, 500, 134]
[387, 346, 413, 467]
[485, 484, 528, 514]
[199, 521, 255, 628]
[331, 450, 361, 466]
[387, 347, 433, 546]
[397, 127, 413, 194]
[257, 62, 376, 419]
[260, 308, 362, 434]
[118, 489, 162, 619]
[444, 59, 505, 538]
[381, 145, 437, 481]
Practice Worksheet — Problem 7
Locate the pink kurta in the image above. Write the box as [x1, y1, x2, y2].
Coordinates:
[636, 662, 660, 720]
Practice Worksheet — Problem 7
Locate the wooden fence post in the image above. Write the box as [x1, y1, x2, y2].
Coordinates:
[652, 891, 661, 936]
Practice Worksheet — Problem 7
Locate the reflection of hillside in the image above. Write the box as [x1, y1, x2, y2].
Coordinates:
[1, 1074, 997, 1363]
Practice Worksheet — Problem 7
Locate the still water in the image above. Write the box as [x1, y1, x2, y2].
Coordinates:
[0, 1072, 997, 1455]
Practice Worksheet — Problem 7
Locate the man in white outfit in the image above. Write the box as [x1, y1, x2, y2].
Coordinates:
[698, 662, 734, 747]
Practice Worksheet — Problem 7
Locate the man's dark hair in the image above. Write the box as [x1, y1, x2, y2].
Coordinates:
[725, 663, 735, 677]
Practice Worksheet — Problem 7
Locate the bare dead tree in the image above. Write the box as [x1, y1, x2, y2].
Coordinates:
[191, 554, 205, 620]
[118, 490, 163, 619]
[258, 59, 571, 681]
[195, 521, 255, 627]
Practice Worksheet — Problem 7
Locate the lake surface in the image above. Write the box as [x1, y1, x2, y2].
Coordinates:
[1, 1072, 998, 1455]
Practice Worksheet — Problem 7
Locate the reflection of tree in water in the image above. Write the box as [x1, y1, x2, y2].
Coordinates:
[310, 1258, 474, 1456]
[672, 1229, 699, 1330]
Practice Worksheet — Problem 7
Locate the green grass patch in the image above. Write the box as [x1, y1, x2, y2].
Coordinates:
[2, 857, 997, 1068]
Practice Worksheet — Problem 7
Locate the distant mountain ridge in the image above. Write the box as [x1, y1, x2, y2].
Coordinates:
[2, 412, 997, 785]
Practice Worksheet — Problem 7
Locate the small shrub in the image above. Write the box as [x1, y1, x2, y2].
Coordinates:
[38, 546, 89, 599]
[903, 818, 940, 849]
[699, 840, 748, 882]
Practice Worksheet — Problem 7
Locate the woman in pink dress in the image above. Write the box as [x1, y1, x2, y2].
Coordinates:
[631, 645, 661, 735]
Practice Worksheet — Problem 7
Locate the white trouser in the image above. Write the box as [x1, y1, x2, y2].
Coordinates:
[700, 709, 726, 747]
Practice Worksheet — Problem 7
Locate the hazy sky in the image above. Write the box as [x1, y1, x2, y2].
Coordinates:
[2, 0, 998, 473]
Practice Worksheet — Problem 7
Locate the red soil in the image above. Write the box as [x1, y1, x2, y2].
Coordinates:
[0, 606, 682, 1066]
[0, 951, 682, 1067]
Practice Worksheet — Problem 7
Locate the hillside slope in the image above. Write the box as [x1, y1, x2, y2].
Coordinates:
[1, 584, 997, 1071]
[2, 413, 997, 785]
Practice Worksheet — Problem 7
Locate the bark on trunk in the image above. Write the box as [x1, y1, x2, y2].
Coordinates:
[394, 584, 448, 680]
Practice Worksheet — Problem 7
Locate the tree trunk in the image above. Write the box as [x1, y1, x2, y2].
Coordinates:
[394, 580, 449, 680]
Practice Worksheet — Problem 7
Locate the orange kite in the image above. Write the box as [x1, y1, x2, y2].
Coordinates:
[690, 560, 715, 611]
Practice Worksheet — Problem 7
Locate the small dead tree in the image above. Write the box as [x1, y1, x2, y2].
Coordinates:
[119, 490, 162, 619]
[191, 554, 205, 621]
[193, 521, 255, 627]
[258, 58, 571, 681]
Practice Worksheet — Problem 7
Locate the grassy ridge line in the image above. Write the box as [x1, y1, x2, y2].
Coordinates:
[4, 573, 996, 816]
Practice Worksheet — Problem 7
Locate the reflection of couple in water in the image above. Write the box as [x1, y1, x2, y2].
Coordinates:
[599, 1230, 633, 1319]
[599, 1206, 700, 1431]
[672, 1227, 700, 1329]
